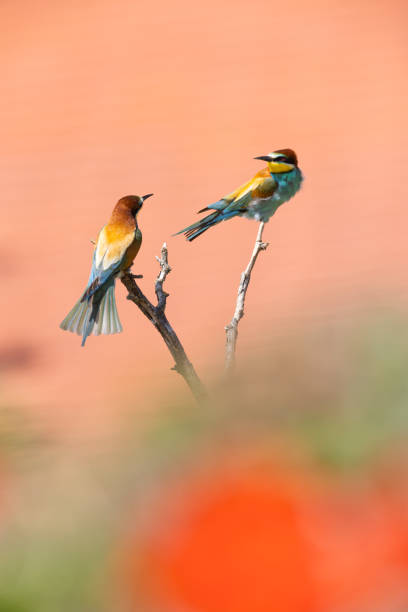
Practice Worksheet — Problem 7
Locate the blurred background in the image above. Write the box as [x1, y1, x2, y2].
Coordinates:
[1, 0, 408, 609]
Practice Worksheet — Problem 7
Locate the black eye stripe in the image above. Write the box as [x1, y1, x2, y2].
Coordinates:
[274, 155, 288, 162]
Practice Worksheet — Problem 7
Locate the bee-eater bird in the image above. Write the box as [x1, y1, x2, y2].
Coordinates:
[60, 194, 153, 346]
[176, 149, 302, 241]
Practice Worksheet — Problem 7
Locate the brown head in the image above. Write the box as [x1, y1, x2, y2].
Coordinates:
[114, 193, 153, 217]
[254, 148, 298, 173]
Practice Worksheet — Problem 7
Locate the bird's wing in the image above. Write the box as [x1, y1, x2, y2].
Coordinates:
[83, 225, 135, 300]
[196, 168, 276, 218]
[223, 169, 277, 213]
[94, 225, 135, 271]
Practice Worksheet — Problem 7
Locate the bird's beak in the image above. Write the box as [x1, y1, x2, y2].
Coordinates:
[142, 193, 154, 201]
[254, 155, 293, 173]
[254, 155, 273, 162]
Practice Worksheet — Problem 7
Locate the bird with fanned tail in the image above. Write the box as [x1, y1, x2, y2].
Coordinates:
[60, 194, 153, 346]
[176, 149, 302, 241]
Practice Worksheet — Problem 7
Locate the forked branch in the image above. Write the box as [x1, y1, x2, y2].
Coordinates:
[121, 243, 207, 404]
[225, 222, 269, 372]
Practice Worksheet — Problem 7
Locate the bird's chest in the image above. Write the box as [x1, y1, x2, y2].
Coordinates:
[248, 169, 302, 222]
[275, 170, 302, 201]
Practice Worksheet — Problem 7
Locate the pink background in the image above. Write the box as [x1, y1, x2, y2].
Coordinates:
[2, 0, 407, 426]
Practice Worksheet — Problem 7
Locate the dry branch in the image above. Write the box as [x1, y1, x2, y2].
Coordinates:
[225, 222, 269, 372]
[121, 243, 207, 404]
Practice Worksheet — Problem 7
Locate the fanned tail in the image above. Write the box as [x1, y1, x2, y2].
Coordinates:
[60, 282, 122, 346]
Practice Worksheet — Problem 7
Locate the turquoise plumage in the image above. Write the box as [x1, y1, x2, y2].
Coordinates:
[176, 149, 303, 241]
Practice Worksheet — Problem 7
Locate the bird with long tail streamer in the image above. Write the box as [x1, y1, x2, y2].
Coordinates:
[176, 149, 302, 241]
[60, 194, 153, 346]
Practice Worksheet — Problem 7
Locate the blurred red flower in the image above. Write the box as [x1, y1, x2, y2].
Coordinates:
[122, 466, 317, 612]
[121, 463, 408, 612]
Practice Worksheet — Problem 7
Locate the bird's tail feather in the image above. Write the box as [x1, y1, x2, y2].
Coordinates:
[175, 211, 224, 241]
[60, 283, 122, 346]
[93, 283, 122, 336]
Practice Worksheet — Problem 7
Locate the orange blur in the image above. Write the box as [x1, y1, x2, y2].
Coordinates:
[122, 460, 408, 611]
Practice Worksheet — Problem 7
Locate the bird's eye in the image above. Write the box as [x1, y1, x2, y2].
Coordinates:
[275, 156, 288, 163]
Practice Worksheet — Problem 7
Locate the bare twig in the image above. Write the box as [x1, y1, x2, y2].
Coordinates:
[154, 246, 171, 311]
[225, 222, 269, 373]
[120, 243, 207, 404]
